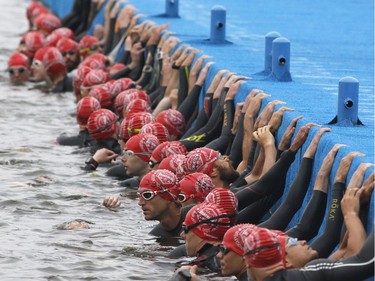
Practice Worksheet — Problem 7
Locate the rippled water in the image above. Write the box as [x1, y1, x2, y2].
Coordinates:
[0, 1, 195, 280]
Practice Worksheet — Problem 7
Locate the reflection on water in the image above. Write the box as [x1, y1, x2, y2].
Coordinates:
[0, 1, 191, 280]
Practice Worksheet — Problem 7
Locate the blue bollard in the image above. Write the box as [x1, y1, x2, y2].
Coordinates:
[263, 31, 281, 75]
[270, 37, 292, 81]
[165, 0, 179, 18]
[210, 6, 226, 43]
[329, 77, 363, 126]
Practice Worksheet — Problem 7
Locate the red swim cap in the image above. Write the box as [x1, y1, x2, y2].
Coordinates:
[123, 99, 151, 117]
[159, 154, 186, 180]
[89, 86, 112, 109]
[139, 169, 180, 202]
[119, 112, 154, 141]
[81, 69, 109, 89]
[243, 227, 282, 268]
[35, 13, 61, 35]
[204, 187, 238, 220]
[222, 224, 258, 256]
[155, 109, 186, 139]
[43, 32, 63, 47]
[33, 47, 51, 62]
[140, 122, 170, 143]
[73, 65, 92, 97]
[30, 5, 50, 24]
[183, 147, 220, 176]
[76, 96, 101, 126]
[79, 35, 99, 59]
[42, 47, 66, 76]
[184, 202, 233, 243]
[8, 52, 29, 68]
[179, 172, 215, 203]
[151, 141, 187, 163]
[125, 133, 160, 162]
[115, 89, 150, 117]
[56, 37, 79, 53]
[108, 78, 135, 99]
[52, 27, 75, 40]
[26, 2, 44, 21]
[24, 31, 45, 59]
[109, 63, 126, 75]
[81, 53, 109, 71]
[87, 109, 118, 140]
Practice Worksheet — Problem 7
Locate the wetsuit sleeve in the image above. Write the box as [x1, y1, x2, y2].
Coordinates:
[129, 52, 145, 81]
[179, 88, 227, 151]
[286, 190, 327, 240]
[177, 66, 189, 107]
[280, 230, 374, 281]
[74, 0, 91, 36]
[61, 0, 81, 30]
[235, 150, 296, 211]
[181, 93, 213, 138]
[310, 182, 345, 258]
[236, 194, 282, 225]
[56, 132, 85, 146]
[105, 163, 129, 179]
[110, 66, 132, 80]
[178, 84, 202, 123]
[104, 17, 117, 54]
[259, 157, 314, 230]
[118, 50, 131, 65]
[149, 87, 165, 105]
[205, 99, 235, 154]
[229, 112, 245, 169]
[167, 244, 187, 258]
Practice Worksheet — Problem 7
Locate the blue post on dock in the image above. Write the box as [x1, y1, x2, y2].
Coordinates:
[263, 31, 281, 75]
[270, 37, 292, 81]
[329, 77, 363, 126]
[210, 6, 226, 43]
[165, 0, 179, 18]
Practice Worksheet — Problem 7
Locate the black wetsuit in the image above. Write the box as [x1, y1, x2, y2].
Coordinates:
[177, 66, 189, 108]
[56, 129, 95, 147]
[234, 150, 296, 212]
[61, 0, 91, 36]
[89, 137, 121, 155]
[50, 75, 73, 93]
[229, 112, 245, 169]
[259, 157, 314, 230]
[149, 205, 193, 238]
[238, 271, 248, 281]
[105, 163, 128, 179]
[178, 84, 202, 127]
[119, 176, 140, 190]
[179, 88, 227, 151]
[309, 182, 345, 257]
[182, 92, 214, 140]
[188, 244, 221, 273]
[205, 99, 235, 155]
[264, 230, 374, 281]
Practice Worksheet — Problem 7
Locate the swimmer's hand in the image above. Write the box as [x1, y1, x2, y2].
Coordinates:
[173, 265, 199, 281]
[103, 196, 122, 208]
[93, 148, 119, 164]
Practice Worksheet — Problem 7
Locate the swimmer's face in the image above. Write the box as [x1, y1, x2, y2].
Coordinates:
[284, 237, 318, 268]
[181, 229, 204, 257]
[137, 187, 171, 221]
[148, 157, 160, 170]
[9, 65, 30, 84]
[121, 153, 150, 177]
[62, 50, 80, 72]
[217, 246, 246, 276]
[30, 60, 46, 82]
[213, 157, 239, 185]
